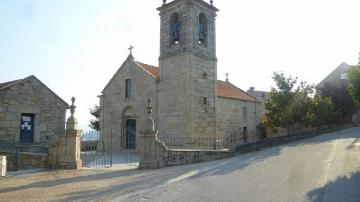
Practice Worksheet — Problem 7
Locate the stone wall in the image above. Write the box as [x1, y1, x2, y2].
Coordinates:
[166, 149, 232, 166]
[266, 125, 318, 139]
[0, 76, 67, 144]
[101, 58, 158, 151]
[233, 125, 350, 154]
[216, 97, 262, 143]
[0, 151, 48, 171]
[140, 134, 232, 169]
[158, 53, 217, 140]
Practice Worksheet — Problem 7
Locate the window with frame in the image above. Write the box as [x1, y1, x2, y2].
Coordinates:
[125, 79, 132, 98]
[203, 97, 208, 105]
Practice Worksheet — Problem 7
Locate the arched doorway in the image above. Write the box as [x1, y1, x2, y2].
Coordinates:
[125, 119, 136, 149]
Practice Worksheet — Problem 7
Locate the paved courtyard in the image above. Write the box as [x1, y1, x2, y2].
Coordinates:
[1, 127, 360, 202]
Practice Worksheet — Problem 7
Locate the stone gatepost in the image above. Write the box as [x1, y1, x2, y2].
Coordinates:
[0, 156, 6, 177]
[139, 98, 167, 169]
[57, 97, 82, 169]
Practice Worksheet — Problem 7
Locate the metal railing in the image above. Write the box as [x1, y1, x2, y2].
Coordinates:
[80, 130, 112, 168]
[81, 130, 100, 151]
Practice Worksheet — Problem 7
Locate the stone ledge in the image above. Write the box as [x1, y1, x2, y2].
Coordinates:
[169, 148, 230, 152]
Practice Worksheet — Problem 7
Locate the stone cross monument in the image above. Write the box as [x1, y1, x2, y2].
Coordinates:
[66, 97, 78, 130]
[57, 97, 82, 169]
[139, 98, 167, 169]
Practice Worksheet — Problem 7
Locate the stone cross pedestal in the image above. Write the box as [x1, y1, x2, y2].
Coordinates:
[139, 98, 167, 169]
[57, 97, 82, 169]
[0, 156, 6, 177]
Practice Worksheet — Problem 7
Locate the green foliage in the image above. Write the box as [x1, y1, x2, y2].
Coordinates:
[318, 82, 356, 121]
[264, 72, 339, 130]
[347, 65, 360, 106]
[264, 72, 298, 129]
[89, 104, 100, 131]
[310, 96, 339, 127]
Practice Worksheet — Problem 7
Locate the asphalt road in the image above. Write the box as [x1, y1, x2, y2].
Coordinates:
[1, 127, 360, 202]
[120, 127, 360, 202]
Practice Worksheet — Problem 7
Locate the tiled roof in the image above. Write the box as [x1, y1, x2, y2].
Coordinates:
[136, 62, 257, 102]
[135, 61, 159, 78]
[247, 90, 271, 101]
[217, 80, 257, 102]
[0, 79, 21, 90]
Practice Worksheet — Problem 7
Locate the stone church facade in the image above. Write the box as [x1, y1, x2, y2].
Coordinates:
[100, 0, 262, 150]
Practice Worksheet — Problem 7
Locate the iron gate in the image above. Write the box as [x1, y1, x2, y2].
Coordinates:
[123, 128, 139, 167]
[80, 128, 140, 169]
[80, 130, 112, 168]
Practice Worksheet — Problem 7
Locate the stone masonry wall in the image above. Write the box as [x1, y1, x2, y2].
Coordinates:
[166, 149, 232, 166]
[191, 54, 217, 139]
[216, 97, 262, 143]
[158, 53, 217, 140]
[0, 76, 67, 144]
[0, 151, 48, 171]
[101, 58, 157, 151]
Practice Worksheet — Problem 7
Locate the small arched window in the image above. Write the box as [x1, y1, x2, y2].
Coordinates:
[198, 13, 207, 44]
[202, 72, 208, 79]
[170, 13, 180, 44]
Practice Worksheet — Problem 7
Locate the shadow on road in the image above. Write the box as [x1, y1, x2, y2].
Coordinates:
[0, 168, 149, 193]
[191, 127, 360, 178]
[306, 171, 360, 202]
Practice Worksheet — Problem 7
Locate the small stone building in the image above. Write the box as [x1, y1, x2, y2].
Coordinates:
[100, 0, 262, 151]
[0, 75, 69, 145]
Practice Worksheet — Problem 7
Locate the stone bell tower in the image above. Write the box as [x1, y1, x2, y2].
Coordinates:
[157, 0, 218, 139]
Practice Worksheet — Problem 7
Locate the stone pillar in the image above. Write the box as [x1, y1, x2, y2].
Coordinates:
[57, 97, 82, 169]
[0, 156, 6, 177]
[139, 98, 167, 169]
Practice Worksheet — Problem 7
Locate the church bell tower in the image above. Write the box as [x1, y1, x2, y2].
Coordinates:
[157, 0, 218, 139]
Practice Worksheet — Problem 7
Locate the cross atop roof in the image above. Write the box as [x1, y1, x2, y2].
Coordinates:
[128, 45, 134, 55]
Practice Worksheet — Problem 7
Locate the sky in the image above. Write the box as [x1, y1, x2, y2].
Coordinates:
[1, 0, 360, 130]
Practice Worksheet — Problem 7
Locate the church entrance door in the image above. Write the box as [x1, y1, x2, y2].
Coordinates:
[125, 119, 136, 149]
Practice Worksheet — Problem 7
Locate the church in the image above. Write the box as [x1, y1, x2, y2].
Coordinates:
[100, 0, 263, 150]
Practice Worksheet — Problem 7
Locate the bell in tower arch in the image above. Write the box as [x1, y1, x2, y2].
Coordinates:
[198, 13, 207, 44]
[170, 13, 180, 44]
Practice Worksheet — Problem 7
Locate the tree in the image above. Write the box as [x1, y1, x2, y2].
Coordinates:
[89, 104, 100, 131]
[310, 96, 339, 127]
[347, 65, 360, 106]
[264, 72, 298, 130]
[264, 72, 339, 131]
[318, 82, 356, 122]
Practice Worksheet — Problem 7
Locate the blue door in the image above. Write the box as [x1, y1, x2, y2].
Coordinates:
[20, 113, 34, 143]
